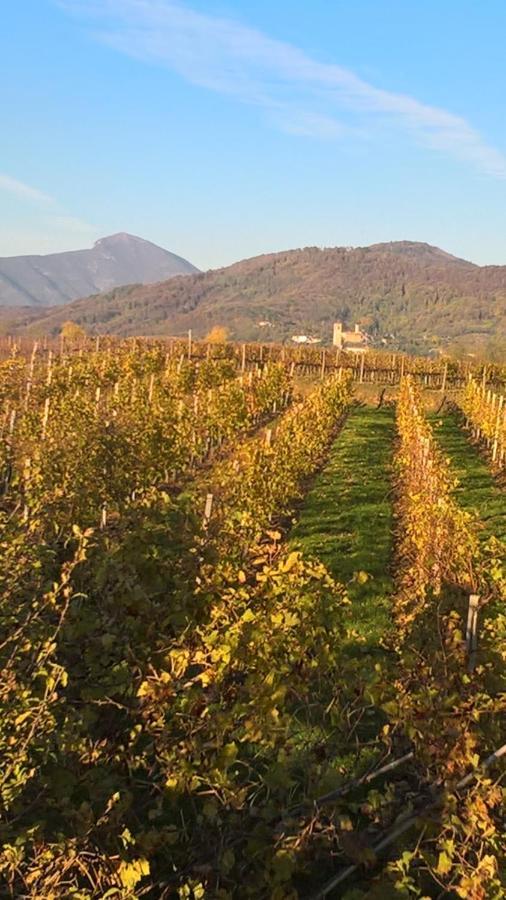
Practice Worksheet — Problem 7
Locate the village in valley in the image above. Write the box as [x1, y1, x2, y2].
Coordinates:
[290, 321, 370, 350]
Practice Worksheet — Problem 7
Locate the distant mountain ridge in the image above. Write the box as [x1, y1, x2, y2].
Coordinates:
[4, 240, 506, 354]
[0, 233, 198, 307]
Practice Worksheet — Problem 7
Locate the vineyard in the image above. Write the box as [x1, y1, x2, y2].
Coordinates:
[0, 338, 505, 899]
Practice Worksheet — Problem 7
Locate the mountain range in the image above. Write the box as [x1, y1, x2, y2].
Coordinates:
[1, 238, 505, 355]
[0, 233, 198, 308]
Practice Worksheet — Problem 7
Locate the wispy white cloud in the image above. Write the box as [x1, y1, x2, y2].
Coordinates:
[0, 174, 97, 255]
[43, 214, 97, 235]
[0, 174, 57, 206]
[59, 0, 506, 178]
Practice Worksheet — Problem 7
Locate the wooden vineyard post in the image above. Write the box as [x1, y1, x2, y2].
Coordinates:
[466, 594, 480, 673]
[487, 393, 495, 449]
[41, 398, 50, 440]
[359, 353, 365, 384]
[320, 349, 326, 380]
[148, 373, 155, 405]
[265, 428, 273, 447]
[7, 409, 16, 457]
[46, 350, 53, 387]
[500, 406, 506, 467]
[400, 356, 405, 382]
[492, 395, 504, 464]
[24, 341, 38, 410]
[188, 329, 192, 361]
[441, 363, 448, 393]
[241, 343, 246, 372]
[202, 493, 213, 530]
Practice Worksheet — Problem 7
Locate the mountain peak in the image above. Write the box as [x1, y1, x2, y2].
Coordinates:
[366, 240, 474, 265]
[0, 234, 198, 307]
[94, 232, 148, 247]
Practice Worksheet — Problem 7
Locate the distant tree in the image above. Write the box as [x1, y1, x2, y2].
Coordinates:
[358, 315, 375, 330]
[60, 321, 86, 340]
[484, 335, 506, 364]
[447, 335, 506, 364]
[447, 340, 470, 361]
[205, 325, 230, 344]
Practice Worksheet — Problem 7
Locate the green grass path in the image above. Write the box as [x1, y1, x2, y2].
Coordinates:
[290, 404, 396, 651]
[431, 410, 506, 543]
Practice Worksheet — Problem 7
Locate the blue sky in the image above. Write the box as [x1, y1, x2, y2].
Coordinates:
[1, 0, 506, 269]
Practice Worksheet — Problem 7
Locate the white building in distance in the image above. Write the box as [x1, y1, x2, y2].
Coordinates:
[291, 334, 322, 344]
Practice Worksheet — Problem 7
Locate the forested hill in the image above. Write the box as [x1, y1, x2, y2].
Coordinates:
[6, 241, 506, 352]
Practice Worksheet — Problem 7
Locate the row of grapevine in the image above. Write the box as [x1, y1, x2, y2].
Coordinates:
[0, 373, 354, 897]
[2, 333, 505, 388]
[457, 377, 506, 468]
[200, 373, 351, 557]
[386, 376, 506, 897]
[1, 353, 291, 546]
[0, 341, 242, 408]
[394, 377, 483, 627]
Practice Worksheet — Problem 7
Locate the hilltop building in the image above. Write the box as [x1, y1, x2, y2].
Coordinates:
[333, 322, 369, 353]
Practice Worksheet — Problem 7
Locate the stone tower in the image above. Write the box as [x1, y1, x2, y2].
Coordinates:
[333, 321, 343, 348]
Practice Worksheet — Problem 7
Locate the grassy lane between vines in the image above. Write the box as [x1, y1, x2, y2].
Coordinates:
[431, 408, 506, 542]
[291, 399, 505, 898]
[290, 403, 396, 657]
[288, 404, 415, 895]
